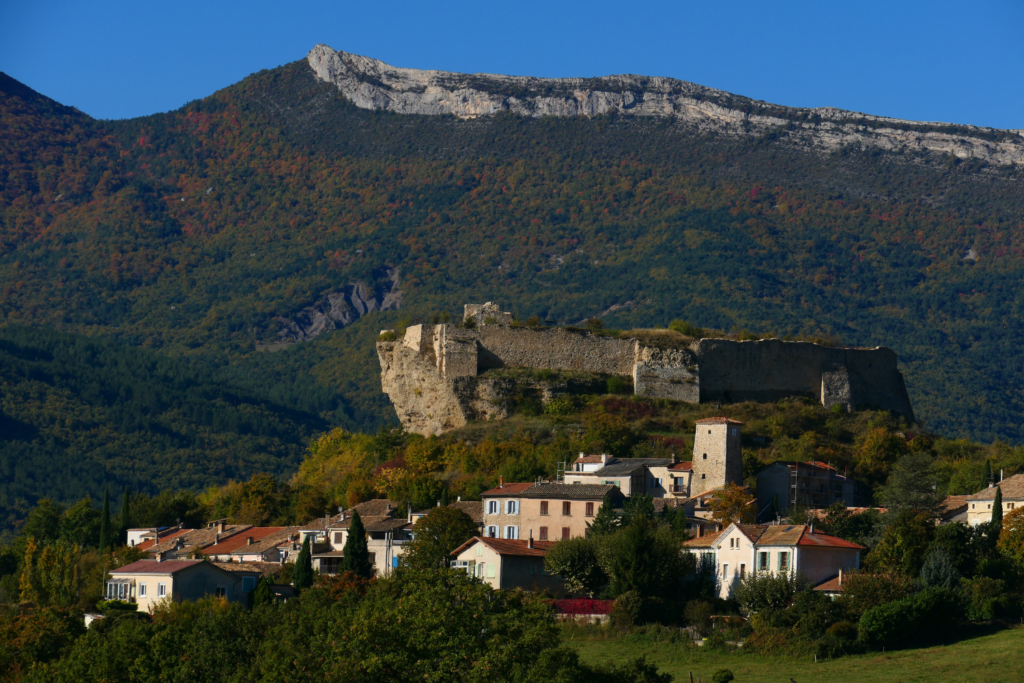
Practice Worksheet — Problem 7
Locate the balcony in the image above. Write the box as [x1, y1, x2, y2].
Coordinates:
[669, 485, 688, 495]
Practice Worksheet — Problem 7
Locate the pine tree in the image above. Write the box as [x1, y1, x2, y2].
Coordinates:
[292, 535, 313, 590]
[992, 486, 1003, 527]
[251, 576, 275, 607]
[587, 500, 621, 537]
[341, 511, 372, 578]
[98, 485, 111, 553]
[119, 486, 130, 545]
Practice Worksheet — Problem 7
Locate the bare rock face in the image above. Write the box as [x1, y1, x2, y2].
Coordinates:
[263, 268, 401, 347]
[308, 44, 1024, 167]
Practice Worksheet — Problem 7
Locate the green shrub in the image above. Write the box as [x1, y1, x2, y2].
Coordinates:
[543, 396, 577, 416]
[858, 586, 963, 650]
[377, 331, 397, 342]
[684, 599, 715, 637]
[610, 591, 643, 630]
[607, 376, 628, 394]
[96, 600, 137, 613]
[668, 320, 706, 338]
[462, 316, 477, 329]
[712, 669, 735, 683]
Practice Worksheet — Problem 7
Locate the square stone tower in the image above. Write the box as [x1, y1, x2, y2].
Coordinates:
[690, 417, 743, 496]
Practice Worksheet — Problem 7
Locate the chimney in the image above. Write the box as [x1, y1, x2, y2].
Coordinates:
[156, 552, 163, 563]
[457, 496, 462, 502]
[601, 454, 609, 465]
[1001, 469, 1005, 482]
[528, 529, 534, 550]
[436, 500, 441, 507]
[839, 569, 844, 587]
[499, 475, 504, 488]
[671, 452, 677, 465]
[216, 521, 225, 535]
[247, 536, 254, 545]
[809, 523, 814, 534]
[341, 510, 346, 522]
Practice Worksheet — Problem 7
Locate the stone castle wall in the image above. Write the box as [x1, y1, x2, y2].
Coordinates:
[377, 304, 915, 435]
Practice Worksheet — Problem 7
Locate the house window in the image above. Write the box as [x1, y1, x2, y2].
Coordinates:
[758, 552, 768, 571]
[779, 552, 790, 572]
[702, 454, 707, 459]
[486, 526, 498, 538]
[585, 502, 595, 517]
[723, 563, 729, 579]
[708, 429, 712, 434]
[334, 532, 344, 544]
[242, 577, 255, 592]
[562, 502, 571, 516]
[561, 527, 570, 540]
[530, 563, 536, 575]
[139, 583, 147, 597]
[486, 563, 495, 578]
[486, 501, 499, 515]
[740, 564, 746, 579]
[539, 527, 548, 541]
[158, 583, 166, 597]
[701, 473, 706, 479]
[504, 526, 519, 540]
[506, 500, 519, 514]
[476, 544, 483, 557]
[216, 586, 227, 599]
[540, 501, 549, 515]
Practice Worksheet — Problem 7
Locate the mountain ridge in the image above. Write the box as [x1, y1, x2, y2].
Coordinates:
[307, 44, 1024, 167]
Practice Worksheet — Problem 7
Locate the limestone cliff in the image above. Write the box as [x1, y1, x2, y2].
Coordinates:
[308, 44, 1024, 167]
[377, 303, 914, 436]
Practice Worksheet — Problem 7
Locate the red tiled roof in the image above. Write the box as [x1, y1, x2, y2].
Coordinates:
[480, 482, 534, 496]
[203, 527, 286, 555]
[135, 528, 190, 551]
[813, 575, 844, 592]
[797, 530, 865, 550]
[451, 536, 556, 558]
[110, 559, 205, 575]
[694, 417, 743, 425]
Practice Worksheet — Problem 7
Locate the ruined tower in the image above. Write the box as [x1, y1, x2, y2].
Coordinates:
[690, 417, 743, 496]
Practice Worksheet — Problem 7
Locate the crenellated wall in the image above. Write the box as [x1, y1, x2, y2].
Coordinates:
[377, 303, 915, 435]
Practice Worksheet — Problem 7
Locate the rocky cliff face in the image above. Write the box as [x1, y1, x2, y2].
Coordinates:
[308, 44, 1024, 167]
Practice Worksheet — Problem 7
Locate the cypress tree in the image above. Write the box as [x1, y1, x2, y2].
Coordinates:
[992, 486, 1003, 527]
[252, 576, 275, 607]
[587, 500, 621, 537]
[341, 510, 372, 578]
[98, 485, 111, 553]
[441, 485, 449, 507]
[119, 486, 130, 545]
[984, 460, 993, 487]
[293, 535, 314, 590]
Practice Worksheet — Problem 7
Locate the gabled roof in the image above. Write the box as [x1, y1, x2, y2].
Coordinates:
[481, 482, 534, 497]
[591, 458, 673, 476]
[203, 527, 286, 555]
[939, 495, 970, 518]
[147, 525, 252, 555]
[966, 475, 1024, 501]
[683, 524, 864, 550]
[573, 455, 606, 464]
[694, 417, 743, 425]
[684, 529, 724, 547]
[520, 482, 619, 500]
[110, 559, 207, 575]
[669, 462, 693, 471]
[136, 528, 191, 551]
[231, 527, 298, 555]
[451, 536, 556, 558]
[451, 500, 484, 524]
[211, 561, 281, 578]
[813, 574, 844, 593]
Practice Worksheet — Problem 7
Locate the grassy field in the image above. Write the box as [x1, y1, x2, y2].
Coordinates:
[570, 626, 1024, 683]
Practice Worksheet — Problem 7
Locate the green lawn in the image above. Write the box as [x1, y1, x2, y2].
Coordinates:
[571, 627, 1024, 683]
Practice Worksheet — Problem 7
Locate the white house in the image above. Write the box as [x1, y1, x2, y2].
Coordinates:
[684, 523, 863, 599]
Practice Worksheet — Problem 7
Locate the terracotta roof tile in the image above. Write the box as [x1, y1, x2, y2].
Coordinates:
[231, 527, 299, 554]
[520, 482, 619, 500]
[110, 560, 205, 575]
[211, 561, 281, 577]
[669, 462, 693, 471]
[136, 528, 190, 551]
[204, 527, 286, 555]
[967, 475, 1024, 501]
[694, 417, 743, 425]
[684, 529, 725, 547]
[481, 482, 535, 496]
[813, 575, 844, 592]
[573, 455, 606, 464]
[451, 537, 556, 558]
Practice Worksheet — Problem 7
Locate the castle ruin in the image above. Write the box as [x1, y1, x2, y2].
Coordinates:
[376, 303, 915, 436]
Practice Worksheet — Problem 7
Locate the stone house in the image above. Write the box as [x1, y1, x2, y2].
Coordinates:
[756, 461, 865, 519]
[314, 500, 414, 577]
[106, 559, 245, 612]
[563, 455, 673, 497]
[966, 474, 1024, 525]
[481, 481, 624, 541]
[450, 536, 563, 594]
[684, 523, 863, 599]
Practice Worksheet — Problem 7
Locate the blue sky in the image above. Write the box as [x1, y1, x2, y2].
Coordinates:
[2, 1, 1022, 128]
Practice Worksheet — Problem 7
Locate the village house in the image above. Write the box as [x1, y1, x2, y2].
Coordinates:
[106, 559, 246, 612]
[481, 481, 624, 541]
[756, 460, 866, 519]
[450, 536, 563, 594]
[965, 474, 1024, 525]
[684, 523, 863, 599]
[563, 455, 673, 497]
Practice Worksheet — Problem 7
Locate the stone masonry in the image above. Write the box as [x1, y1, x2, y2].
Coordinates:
[376, 303, 915, 436]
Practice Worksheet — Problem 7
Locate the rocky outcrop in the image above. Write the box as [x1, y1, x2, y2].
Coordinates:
[308, 44, 1024, 167]
[377, 303, 915, 435]
[262, 268, 401, 347]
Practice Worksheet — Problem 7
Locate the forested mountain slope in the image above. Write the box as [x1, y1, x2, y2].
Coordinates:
[1, 51, 1024, 522]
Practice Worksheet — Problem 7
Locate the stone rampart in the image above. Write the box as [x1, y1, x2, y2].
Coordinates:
[377, 303, 915, 435]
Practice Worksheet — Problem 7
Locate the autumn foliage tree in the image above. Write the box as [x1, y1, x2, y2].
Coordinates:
[709, 484, 756, 524]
